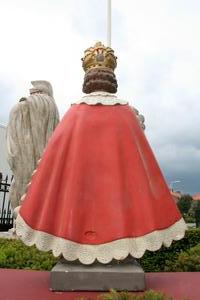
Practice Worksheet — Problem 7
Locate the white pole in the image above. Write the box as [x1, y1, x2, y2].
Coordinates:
[107, 0, 111, 47]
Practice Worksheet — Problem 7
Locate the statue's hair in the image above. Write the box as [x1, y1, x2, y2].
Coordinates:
[82, 68, 118, 94]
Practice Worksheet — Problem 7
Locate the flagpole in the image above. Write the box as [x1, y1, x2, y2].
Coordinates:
[107, 0, 111, 47]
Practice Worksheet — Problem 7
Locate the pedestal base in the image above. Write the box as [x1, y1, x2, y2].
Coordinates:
[50, 257, 146, 291]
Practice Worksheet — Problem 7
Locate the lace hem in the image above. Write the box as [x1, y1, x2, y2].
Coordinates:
[73, 91, 128, 106]
[16, 215, 187, 265]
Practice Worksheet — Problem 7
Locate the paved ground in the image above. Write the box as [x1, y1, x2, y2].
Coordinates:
[0, 269, 199, 300]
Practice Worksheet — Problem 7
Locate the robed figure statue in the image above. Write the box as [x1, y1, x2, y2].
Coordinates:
[16, 43, 186, 265]
[7, 81, 59, 210]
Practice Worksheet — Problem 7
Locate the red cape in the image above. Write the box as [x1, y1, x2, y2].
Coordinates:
[19, 104, 182, 246]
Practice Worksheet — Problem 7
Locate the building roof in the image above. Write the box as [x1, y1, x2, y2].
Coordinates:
[192, 194, 200, 201]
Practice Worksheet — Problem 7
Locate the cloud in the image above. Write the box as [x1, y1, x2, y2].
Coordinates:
[111, 0, 200, 193]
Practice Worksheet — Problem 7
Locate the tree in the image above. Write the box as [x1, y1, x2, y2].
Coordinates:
[177, 194, 193, 214]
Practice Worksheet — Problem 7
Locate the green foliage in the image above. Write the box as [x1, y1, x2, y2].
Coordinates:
[0, 238, 58, 270]
[195, 201, 200, 210]
[140, 228, 200, 272]
[182, 212, 195, 223]
[178, 196, 200, 224]
[195, 208, 200, 227]
[177, 195, 193, 215]
[99, 290, 176, 300]
[165, 243, 200, 271]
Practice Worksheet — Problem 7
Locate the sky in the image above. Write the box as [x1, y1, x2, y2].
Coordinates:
[0, 0, 199, 194]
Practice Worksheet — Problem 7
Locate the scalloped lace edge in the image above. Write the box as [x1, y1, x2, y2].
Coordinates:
[73, 92, 128, 106]
[16, 215, 187, 265]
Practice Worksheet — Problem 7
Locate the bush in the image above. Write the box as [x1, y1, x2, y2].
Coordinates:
[0, 238, 58, 270]
[178, 196, 200, 224]
[98, 290, 179, 300]
[177, 195, 193, 215]
[183, 212, 195, 223]
[165, 243, 200, 272]
[140, 228, 200, 272]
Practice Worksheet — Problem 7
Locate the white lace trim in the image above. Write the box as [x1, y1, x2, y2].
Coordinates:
[73, 91, 128, 106]
[16, 215, 186, 265]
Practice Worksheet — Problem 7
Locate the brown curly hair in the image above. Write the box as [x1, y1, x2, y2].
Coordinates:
[82, 68, 118, 94]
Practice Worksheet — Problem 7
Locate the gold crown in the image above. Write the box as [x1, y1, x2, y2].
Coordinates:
[82, 42, 117, 73]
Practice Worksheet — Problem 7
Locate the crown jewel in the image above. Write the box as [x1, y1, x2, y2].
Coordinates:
[82, 42, 117, 73]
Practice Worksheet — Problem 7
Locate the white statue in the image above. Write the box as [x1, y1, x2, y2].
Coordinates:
[7, 80, 59, 210]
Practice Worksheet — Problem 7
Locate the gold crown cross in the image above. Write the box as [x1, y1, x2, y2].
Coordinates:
[82, 42, 117, 73]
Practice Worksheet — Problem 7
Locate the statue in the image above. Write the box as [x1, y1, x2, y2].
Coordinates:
[15, 43, 186, 278]
[7, 81, 59, 210]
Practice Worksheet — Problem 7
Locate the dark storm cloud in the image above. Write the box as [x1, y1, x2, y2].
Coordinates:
[164, 169, 200, 195]
[141, 74, 200, 195]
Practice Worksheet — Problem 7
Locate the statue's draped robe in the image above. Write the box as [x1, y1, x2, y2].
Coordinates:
[7, 93, 59, 209]
[15, 92, 186, 264]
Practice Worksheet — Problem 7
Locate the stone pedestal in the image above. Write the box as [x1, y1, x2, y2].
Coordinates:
[50, 257, 146, 291]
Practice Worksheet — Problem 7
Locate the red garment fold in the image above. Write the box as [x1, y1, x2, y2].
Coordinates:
[20, 104, 181, 245]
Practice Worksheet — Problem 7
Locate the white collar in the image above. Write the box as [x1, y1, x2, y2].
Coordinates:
[73, 91, 128, 106]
